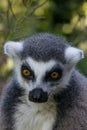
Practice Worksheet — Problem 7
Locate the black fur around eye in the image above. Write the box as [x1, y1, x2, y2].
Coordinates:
[21, 64, 35, 80]
[44, 68, 62, 82]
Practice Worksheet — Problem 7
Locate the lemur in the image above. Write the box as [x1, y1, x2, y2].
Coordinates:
[0, 33, 87, 130]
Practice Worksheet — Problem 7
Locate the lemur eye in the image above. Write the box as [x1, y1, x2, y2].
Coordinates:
[21, 64, 34, 79]
[45, 68, 62, 82]
[51, 72, 60, 79]
[22, 69, 31, 77]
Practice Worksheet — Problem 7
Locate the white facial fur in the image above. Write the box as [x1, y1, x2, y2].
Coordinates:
[15, 57, 57, 92]
[14, 56, 76, 98]
[26, 57, 56, 84]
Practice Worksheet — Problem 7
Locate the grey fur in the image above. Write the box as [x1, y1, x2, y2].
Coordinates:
[21, 33, 68, 63]
[0, 33, 87, 130]
[0, 79, 24, 130]
[53, 70, 87, 130]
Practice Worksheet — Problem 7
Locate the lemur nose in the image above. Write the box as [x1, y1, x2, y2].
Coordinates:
[29, 88, 48, 103]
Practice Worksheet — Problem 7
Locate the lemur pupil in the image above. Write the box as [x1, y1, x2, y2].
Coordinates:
[51, 72, 59, 79]
[23, 70, 30, 76]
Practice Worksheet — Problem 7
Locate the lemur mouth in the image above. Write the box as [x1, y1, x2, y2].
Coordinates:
[29, 88, 48, 103]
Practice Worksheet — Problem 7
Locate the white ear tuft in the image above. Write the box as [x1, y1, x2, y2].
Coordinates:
[65, 47, 84, 64]
[4, 41, 23, 57]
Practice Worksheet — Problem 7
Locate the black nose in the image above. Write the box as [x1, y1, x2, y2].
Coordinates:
[29, 88, 48, 103]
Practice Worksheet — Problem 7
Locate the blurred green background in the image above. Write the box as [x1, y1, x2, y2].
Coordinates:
[0, 0, 87, 92]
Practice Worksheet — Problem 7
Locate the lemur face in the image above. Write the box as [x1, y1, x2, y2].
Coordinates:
[18, 58, 63, 103]
[4, 33, 84, 103]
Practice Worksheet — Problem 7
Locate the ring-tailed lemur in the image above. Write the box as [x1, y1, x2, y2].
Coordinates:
[0, 33, 87, 130]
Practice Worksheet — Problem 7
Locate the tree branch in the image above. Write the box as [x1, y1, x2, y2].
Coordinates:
[7, 0, 17, 20]
[19, 0, 48, 23]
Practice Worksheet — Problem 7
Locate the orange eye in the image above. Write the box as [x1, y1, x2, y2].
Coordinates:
[22, 69, 31, 77]
[51, 72, 60, 79]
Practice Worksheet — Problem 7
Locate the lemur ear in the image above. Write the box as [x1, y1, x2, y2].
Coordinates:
[65, 46, 84, 65]
[4, 41, 23, 58]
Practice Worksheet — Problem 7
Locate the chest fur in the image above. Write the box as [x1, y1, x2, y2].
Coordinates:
[14, 101, 57, 130]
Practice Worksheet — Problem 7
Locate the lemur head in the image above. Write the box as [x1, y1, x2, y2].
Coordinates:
[4, 33, 84, 103]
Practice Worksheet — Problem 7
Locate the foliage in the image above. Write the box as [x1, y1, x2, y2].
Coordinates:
[0, 0, 87, 87]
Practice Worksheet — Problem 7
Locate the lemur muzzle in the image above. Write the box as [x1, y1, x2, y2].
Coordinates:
[29, 88, 48, 103]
